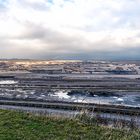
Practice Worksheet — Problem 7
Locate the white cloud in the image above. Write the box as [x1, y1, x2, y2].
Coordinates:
[0, 0, 140, 59]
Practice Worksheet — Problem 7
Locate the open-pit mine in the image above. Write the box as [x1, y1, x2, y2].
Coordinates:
[0, 60, 140, 126]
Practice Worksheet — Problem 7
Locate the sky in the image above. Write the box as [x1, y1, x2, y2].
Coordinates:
[0, 0, 140, 60]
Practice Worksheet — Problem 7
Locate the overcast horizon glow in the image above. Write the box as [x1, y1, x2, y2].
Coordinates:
[0, 0, 140, 60]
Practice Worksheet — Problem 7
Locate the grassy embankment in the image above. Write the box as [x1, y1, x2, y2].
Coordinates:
[0, 109, 139, 140]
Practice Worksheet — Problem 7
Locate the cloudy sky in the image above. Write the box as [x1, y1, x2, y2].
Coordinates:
[0, 0, 140, 60]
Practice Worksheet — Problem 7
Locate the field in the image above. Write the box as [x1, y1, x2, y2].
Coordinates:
[0, 109, 139, 140]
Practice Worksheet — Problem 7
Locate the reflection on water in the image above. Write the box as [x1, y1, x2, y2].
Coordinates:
[51, 90, 140, 107]
[0, 84, 140, 107]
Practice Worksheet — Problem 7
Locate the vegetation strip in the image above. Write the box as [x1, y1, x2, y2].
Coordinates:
[0, 109, 140, 140]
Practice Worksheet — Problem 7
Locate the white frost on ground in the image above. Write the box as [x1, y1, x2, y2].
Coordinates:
[54, 90, 70, 99]
[0, 80, 18, 84]
[117, 98, 124, 101]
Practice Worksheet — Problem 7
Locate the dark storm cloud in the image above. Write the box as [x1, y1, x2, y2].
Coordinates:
[16, 24, 91, 53]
